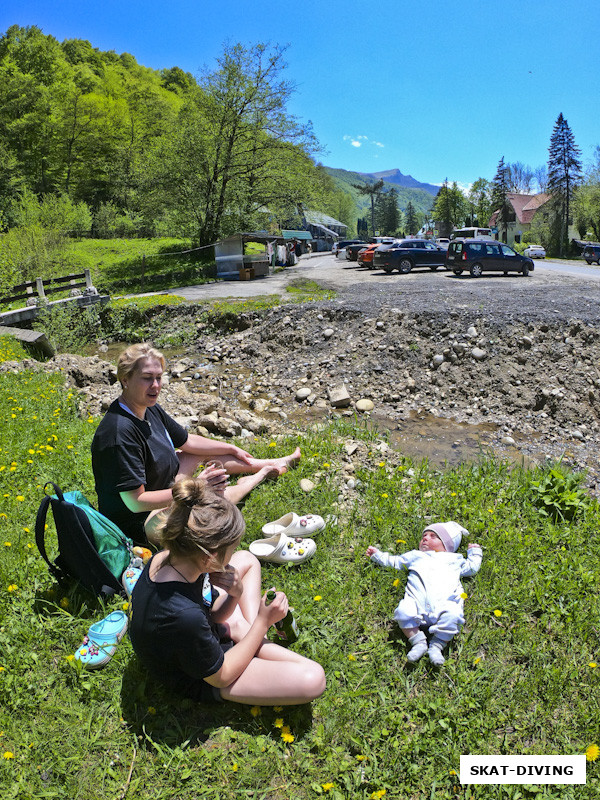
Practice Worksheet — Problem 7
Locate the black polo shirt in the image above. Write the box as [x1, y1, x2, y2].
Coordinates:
[91, 400, 188, 541]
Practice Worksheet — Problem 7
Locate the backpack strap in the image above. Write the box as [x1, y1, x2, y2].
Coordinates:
[35, 485, 67, 584]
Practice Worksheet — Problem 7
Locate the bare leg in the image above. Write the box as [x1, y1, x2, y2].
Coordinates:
[209, 446, 301, 478]
[220, 655, 326, 705]
[223, 466, 279, 505]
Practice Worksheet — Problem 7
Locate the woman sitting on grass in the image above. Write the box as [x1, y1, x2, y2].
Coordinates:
[91, 342, 300, 544]
[128, 478, 326, 706]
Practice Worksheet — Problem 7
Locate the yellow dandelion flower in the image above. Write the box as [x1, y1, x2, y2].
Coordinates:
[273, 706, 283, 712]
[7, 585, 17, 592]
[65, 654, 75, 662]
[4, 542, 11, 548]
[396, 539, 406, 544]
[322, 783, 334, 792]
[323, 462, 330, 468]
[371, 791, 386, 799]
[493, 609, 502, 617]
[314, 595, 322, 602]
[3, 751, 14, 759]
[0, 666, 5, 671]
[460, 592, 468, 600]
[122, 602, 129, 612]
[348, 654, 356, 661]
[473, 657, 482, 665]
[449, 769, 458, 775]
[281, 725, 291, 735]
[268, 442, 277, 447]
[420, 479, 425, 483]
[355, 754, 367, 761]
[281, 732, 294, 743]
[381, 493, 388, 498]
[250, 705, 261, 717]
[274, 718, 284, 728]
[393, 578, 400, 587]
[589, 662, 597, 668]
[586, 744, 599, 761]
[378, 461, 385, 467]
[147, 706, 156, 715]
[451, 492, 457, 496]
[60, 597, 69, 609]
[231, 762, 238, 771]
[488, 508, 494, 513]
[15, 496, 24, 502]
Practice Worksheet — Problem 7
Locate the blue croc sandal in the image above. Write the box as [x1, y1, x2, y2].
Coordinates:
[122, 566, 143, 599]
[74, 610, 128, 670]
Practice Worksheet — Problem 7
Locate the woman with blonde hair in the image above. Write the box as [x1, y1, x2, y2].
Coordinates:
[128, 478, 326, 705]
[91, 343, 300, 544]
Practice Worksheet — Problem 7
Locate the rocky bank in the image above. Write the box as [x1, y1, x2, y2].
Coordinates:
[5, 297, 600, 491]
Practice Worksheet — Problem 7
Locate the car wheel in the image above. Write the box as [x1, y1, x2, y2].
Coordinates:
[429, 265, 439, 271]
[586, 260, 593, 265]
[470, 262, 483, 278]
[399, 258, 413, 274]
[453, 269, 462, 276]
[522, 264, 530, 277]
[383, 267, 393, 274]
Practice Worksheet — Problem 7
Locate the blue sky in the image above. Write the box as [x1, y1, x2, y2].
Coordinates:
[2, 0, 599, 189]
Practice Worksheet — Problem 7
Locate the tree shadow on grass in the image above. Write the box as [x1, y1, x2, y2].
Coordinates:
[119, 655, 317, 748]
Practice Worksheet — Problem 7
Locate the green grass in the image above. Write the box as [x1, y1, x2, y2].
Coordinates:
[0, 362, 599, 799]
[65, 238, 215, 295]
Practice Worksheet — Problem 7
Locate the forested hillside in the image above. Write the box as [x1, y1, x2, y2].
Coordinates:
[324, 167, 435, 215]
[0, 26, 347, 262]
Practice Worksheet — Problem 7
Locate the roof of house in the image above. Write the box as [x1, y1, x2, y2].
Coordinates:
[489, 192, 549, 226]
[303, 210, 348, 229]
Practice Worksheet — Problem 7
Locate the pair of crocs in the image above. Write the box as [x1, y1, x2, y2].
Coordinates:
[249, 512, 325, 565]
[74, 610, 128, 670]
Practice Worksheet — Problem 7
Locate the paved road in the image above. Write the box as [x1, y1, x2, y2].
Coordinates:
[170, 252, 600, 304]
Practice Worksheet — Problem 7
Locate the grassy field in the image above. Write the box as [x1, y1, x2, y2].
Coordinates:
[0, 344, 599, 799]
[64, 238, 215, 295]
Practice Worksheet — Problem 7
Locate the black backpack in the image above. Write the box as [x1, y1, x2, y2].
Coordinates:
[35, 482, 133, 597]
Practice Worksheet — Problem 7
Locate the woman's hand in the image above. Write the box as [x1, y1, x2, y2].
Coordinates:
[210, 565, 244, 599]
[201, 463, 229, 495]
[228, 445, 254, 466]
[257, 589, 288, 626]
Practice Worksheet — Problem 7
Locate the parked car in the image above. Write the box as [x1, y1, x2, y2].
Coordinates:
[583, 243, 600, 265]
[333, 239, 365, 256]
[372, 239, 447, 273]
[523, 244, 546, 259]
[435, 238, 450, 249]
[346, 242, 370, 261]
[357, 243, 382, 268]
[445, 239, 534, 277]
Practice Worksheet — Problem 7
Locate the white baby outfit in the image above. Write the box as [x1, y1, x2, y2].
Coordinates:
[370, 545, 482, 642]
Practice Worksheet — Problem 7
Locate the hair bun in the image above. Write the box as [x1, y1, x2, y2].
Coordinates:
[172, 477, 208, 509]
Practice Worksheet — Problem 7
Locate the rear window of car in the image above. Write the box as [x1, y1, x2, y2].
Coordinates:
[450, 242, 463, 253]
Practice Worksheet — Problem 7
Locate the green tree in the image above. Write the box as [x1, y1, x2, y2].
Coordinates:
[351, 179, 384, 235]
[547, 112, 582, 256]
[404, 200, 419, 235]
[467, 178, 492, 227]
[491, 157, 511, 242]
[573, 146, 600, 241]
[433, 179, 467, 237]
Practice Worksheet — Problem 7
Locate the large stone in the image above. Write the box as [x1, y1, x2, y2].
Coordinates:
[329, 384, 351, 408]
[471, 347, 488, 361]
[356, 398, 374, 412]
[296, 387, 312, 401]
[300, 479, 315, 492]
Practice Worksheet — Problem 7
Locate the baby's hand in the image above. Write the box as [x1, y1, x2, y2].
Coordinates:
[365, 545, 378, 557]
[468, 543, 482, 549]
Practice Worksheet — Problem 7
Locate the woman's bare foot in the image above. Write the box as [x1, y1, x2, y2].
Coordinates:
[273, 446, 302, 475]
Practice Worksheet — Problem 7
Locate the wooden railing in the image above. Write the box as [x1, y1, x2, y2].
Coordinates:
[1, 269, 97, 305]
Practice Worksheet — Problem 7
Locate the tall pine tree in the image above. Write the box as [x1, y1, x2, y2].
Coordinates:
[547, 112, 582, 256]
[491, 157, 511, 242]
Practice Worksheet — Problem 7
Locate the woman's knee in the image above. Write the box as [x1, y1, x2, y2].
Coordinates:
[298, 661, 327, 700]
[230, 549, 261, 572]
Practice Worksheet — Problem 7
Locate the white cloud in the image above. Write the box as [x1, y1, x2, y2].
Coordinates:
[343, 135, 384, 150]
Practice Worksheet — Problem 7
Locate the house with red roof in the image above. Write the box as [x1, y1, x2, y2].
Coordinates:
[489, 192, 550, 245]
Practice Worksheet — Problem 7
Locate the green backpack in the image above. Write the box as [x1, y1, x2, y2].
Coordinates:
[35, 482, 134, 597]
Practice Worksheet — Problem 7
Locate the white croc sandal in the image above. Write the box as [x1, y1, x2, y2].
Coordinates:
[249, 532, 317, 564]
[261, 512, 325, 538]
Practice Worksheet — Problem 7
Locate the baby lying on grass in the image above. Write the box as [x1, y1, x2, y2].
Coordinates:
[366, 521, 482, 665]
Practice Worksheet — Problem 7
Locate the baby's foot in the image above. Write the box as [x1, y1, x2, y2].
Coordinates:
[428, 642, 445, 666]
[406, 631, 427, 662]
